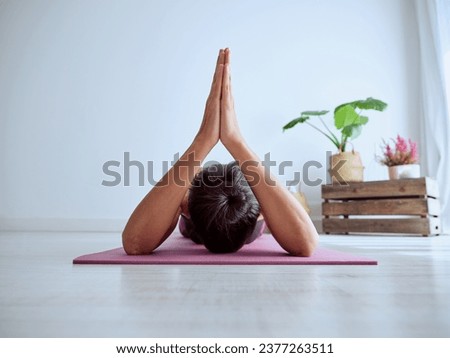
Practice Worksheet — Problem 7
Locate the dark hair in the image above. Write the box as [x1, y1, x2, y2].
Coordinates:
[188, 161, 260, 253]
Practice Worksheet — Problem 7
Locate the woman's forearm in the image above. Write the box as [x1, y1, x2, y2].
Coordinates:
[218, 49, 317, 256]
[122, 138, 213, 254]
[226, 140, 318, 256]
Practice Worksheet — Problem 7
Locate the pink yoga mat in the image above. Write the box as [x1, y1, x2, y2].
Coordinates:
[73, 234, 377, 265]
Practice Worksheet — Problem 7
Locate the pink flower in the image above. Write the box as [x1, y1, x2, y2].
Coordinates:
[379, 135, 419, 166]
[409, 139, 418, 163]
[395, 134, 408, 153]
[384, 144, 392, 158]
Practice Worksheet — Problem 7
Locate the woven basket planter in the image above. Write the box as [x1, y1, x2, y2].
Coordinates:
[329, 151, 364, 184]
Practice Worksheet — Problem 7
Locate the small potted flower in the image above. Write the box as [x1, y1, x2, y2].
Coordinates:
[379, 135, 420, 179]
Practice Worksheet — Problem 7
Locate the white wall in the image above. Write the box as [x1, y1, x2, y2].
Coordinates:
[0, 0, 420, 231]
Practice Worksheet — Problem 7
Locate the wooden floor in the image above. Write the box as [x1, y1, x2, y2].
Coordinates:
[0, 230, 449, 338]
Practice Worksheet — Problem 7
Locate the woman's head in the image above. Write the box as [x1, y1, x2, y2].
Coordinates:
[188, 161, 260, 253]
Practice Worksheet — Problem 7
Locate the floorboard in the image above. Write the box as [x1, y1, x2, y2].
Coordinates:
[0, 231, 449, 337]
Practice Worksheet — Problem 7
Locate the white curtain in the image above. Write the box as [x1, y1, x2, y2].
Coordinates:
[415, 0, 450, 233]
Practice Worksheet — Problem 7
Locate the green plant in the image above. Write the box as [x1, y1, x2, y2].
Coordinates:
[283, 97, 388, 152]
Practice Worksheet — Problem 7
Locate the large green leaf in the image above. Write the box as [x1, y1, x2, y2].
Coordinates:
[340, 114, 368, 141]
[341, 125, 353, 138]
[335, 97, 387, 113]
[351, 97, 387, 111]
[296, 115, 310, 123]
[282, 116, 309, 131]
[351, 125, 362, 139]
[301, 110, 329, 116]
[358, 115, 369, 125]
[334, 105, 359, 129]
[342, 124, 363, 139]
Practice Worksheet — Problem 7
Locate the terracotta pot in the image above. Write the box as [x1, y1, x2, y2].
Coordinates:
[388, 164, 421, 180]
[329, 151, 364, 184]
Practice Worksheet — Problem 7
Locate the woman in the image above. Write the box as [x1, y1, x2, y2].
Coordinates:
[122, 48, 318, 256]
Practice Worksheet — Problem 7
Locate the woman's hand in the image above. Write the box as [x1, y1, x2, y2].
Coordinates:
[122, 51, 226, 255]
[220, 48, 245, 149]
[194, 49, 225, 149]
[219, 48, 318, 257]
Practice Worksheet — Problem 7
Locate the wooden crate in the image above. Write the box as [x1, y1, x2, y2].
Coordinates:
[321, 177, 441, 236]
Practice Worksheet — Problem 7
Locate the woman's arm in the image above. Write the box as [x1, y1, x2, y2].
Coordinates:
[220, 49, 318, 256]
[122, 50, 225, 254]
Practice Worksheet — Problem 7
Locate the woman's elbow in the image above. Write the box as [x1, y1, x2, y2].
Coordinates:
[302, 238, 318, 257]
[122, 230, 137, 255]
[122, 230, 150, 255]
[290, 231, 319, 257]
[290, 243, 314, 257]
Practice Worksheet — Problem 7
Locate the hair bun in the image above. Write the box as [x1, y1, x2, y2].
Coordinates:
[227, 192, 246, 205]
[188, 161, 260, 253]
